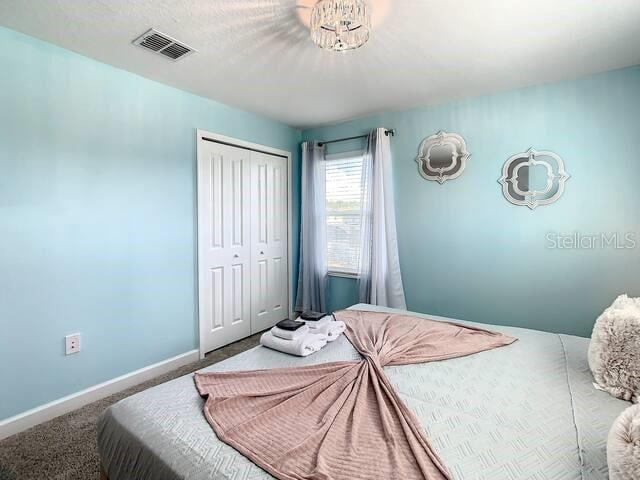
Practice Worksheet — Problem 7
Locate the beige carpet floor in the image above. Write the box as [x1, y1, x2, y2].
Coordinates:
[0, 333, 262, 480]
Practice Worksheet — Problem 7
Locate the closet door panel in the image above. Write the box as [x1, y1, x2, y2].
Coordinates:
[271, 256, 285, 312]
[198, 142, 251, 353]
[270, 160, 288, 316]
[231, 263, 246, 324]
[250, 152, 289, 333]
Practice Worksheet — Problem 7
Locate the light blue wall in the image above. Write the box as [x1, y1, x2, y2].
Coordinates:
[304, 66, 640, 337]
[325, 276, 360, 313]
[0, 27, 301, 420]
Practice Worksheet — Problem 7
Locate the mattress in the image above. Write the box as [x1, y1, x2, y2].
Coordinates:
[97, 304, 629, 480]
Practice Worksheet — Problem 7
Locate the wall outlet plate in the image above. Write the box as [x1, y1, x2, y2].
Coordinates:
[65, 333, 81, 355]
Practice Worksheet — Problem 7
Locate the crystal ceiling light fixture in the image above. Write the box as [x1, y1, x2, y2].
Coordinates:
[310, 0, 371, 51]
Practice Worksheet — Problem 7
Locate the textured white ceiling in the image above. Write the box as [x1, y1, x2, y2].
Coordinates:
[1, 0, 639, 127]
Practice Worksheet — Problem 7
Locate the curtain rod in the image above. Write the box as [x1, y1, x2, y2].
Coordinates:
[317, 129, 395, 147]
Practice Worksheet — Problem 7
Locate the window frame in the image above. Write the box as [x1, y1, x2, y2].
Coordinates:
[324, 150, 365, 278]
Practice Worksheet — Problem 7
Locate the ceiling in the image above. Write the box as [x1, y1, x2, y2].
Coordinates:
[1, 0, 639, 128]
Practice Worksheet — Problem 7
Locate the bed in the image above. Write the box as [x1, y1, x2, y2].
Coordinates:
[97, 304, 629, 479]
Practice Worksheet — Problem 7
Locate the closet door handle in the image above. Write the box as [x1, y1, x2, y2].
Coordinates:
[260, 250, 264, 255]
[233, 254, 239, 258]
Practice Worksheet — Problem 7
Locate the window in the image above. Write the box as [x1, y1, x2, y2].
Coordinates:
[325, 151, 364, 275]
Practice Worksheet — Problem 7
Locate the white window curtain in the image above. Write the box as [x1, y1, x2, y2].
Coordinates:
[295, 141, 328, 312]
[358, 128, 407, 309]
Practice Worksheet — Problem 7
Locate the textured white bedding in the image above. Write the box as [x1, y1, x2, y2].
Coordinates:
[98, 304, 629, 479]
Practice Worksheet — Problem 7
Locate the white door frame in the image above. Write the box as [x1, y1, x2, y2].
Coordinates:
[196, 129, 294, 359]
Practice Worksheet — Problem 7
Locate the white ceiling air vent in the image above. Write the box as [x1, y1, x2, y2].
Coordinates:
[132, 28, 196, 61]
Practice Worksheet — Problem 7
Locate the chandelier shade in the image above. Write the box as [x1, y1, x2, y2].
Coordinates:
[310, 0, 371, 51]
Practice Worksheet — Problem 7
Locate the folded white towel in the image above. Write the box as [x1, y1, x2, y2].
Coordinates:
[260, 331, 328, 357]
[271, 324, 310, 341]
[316, 320, 346, 342]
[303, 315, 333, 329]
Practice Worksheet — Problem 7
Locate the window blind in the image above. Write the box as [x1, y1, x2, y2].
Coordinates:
[325, 153, 364, 274]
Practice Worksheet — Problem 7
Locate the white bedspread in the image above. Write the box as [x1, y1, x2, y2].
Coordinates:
[98, 304, 629, 479]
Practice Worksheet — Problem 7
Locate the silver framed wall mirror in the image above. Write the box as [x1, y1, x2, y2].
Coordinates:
[498, 148, 570, 209]
[416, 131, 471, 184]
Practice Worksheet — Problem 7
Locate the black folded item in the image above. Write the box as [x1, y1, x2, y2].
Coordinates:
[300, 311, 327, 321]
[276, 319, 305, 331]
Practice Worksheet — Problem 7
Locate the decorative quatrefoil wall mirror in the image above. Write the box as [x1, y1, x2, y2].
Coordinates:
[416, 131, 471, 184]
[498, 148, 570, 209]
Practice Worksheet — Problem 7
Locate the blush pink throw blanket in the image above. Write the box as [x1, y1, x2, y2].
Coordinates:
[194, 310, 516, 480]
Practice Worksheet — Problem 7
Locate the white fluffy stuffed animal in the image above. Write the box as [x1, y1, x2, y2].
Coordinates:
[607, 404, 640, 480]
[588, 294, 640, 403]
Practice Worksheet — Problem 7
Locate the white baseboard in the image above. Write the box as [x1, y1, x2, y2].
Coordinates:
[0, 349, 200, 441]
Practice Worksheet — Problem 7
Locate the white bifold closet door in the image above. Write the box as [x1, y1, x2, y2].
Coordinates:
[250, 151, 289, 333]
[198, 140, 289, 354]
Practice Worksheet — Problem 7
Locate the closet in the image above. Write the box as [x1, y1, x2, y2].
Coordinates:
[197, 132, 290, 354]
